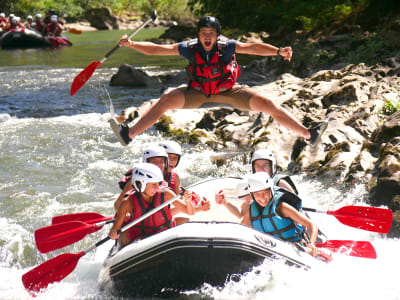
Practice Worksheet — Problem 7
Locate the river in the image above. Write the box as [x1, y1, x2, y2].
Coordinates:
[0, 30, 399, 300]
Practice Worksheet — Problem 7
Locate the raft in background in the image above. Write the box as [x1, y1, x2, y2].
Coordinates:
[0, 28, 72, 49]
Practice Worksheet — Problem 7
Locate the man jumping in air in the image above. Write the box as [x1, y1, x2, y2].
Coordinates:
[109, 16, 327, 146]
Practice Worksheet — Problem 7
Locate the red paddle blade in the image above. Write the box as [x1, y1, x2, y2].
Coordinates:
[52, 212, 112, 225]
[68, 28, 82, 34]
[22, 251, 85, 296]
[70, 61, 102, 96]
[328, 206, 392, 233]
[316, 240, 377, 259]
[35, 221, 101, 253]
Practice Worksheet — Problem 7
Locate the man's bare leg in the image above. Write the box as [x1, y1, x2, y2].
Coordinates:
[128, 88, 186, 139]
[249, 93, 311, 139]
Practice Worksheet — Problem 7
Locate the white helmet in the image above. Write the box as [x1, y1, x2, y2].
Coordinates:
[50, 15, 57, 22]
[236, 180, 250, 198]
[35, 13, 42, 19]
[247, 172, 274, 194]
[131, 163, 163, 193]
[251, 149, 276, 175]
[0, 13, 5, 18]
[27, 15, 33, 20]
[143, 145, 169, 173]
[158, 140, 182, 166]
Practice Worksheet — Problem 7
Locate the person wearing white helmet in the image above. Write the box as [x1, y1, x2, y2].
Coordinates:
[251, 148, 298, 195]
[115, 145, 170, 211]
[157, 140, 210, 217]
[158, 140, 182, 194]
[115, 145, 206, 216]
[109, 163, 195, 246]
[241, 172, 318, 257]
[33, 14, 46, 35]
[215, 178, 251, 221]
[9, 16, 24, 30]
[25, 15, 33, 29]
[0, 13, 7, 32]
[47, 14, 63, 36]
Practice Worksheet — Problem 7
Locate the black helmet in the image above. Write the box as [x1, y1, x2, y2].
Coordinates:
[197, 16, 221, 35]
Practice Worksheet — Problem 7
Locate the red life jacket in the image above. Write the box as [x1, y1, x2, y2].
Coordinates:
[165, 171, 177, 192]
[127, 189, 175, 241]
[186, 36, 241, 97]
[47, 22, 61, 36]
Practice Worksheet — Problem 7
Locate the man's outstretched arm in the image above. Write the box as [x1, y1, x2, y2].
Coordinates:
[235, 41, 292, 61]
[119, 35, 180, 56]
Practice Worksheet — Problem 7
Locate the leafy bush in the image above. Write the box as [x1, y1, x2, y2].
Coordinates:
[0, 0, 192, 21]
[380, 100, 400, 116]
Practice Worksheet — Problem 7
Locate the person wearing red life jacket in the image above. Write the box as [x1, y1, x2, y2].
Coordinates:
[158, 140, 182, 195]
[158, 140, 210, 221]
[110, 16, 328, 148]
[114, 145, 209, 222]
[109, 163, 195, 246]
[114, 145, 171, 212]
[0, 13, 7, 33]
[33, 14, 46, 35]
[47, 15, 63, 37]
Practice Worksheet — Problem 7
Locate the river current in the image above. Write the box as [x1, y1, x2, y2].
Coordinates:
[0, 35, 399, 299]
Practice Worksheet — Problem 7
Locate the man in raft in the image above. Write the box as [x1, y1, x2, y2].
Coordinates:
[109, 16, 327, 146]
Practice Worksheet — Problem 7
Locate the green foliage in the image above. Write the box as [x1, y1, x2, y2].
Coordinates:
[380, 99, 400, 116]
[187, 0, 396, 34]
[0, 0, 191, 21]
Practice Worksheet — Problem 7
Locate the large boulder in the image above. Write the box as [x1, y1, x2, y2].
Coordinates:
[85, 8, 118, 30]
[110, 64, 161, 87]
[370, 112, 400, 209]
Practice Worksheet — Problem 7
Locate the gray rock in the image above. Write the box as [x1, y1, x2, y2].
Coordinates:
[110, 64, 161, 87]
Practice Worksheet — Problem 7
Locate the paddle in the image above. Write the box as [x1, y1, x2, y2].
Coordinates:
[23, 188, 182, 296]
[70, 10, 157, 96]
[35, 219, 114, 253]
[52, 212, 112, 225]
[36, 176, 225, 253]
[316, 240, 377, 259]
[68, 28, 82, 34]
[303, 205, 392, 234]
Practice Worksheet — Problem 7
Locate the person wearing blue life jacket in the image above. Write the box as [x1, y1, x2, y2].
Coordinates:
[251, 148, 299, 195]
[242, 172, 318, 257]
[109, 16, 328, 147]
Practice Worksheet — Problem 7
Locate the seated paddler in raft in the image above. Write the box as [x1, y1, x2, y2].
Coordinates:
[251, 148, 298, 194]
[114, 144, 208, 226]
[241, 172, 319, 257]
[108, 163, 195, 246]
[109, 16, 328, 147]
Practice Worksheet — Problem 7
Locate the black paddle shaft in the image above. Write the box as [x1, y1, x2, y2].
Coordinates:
[103, 10, 157, 60]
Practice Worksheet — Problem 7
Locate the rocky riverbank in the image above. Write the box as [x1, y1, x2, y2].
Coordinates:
[113, 55, 400, 236]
